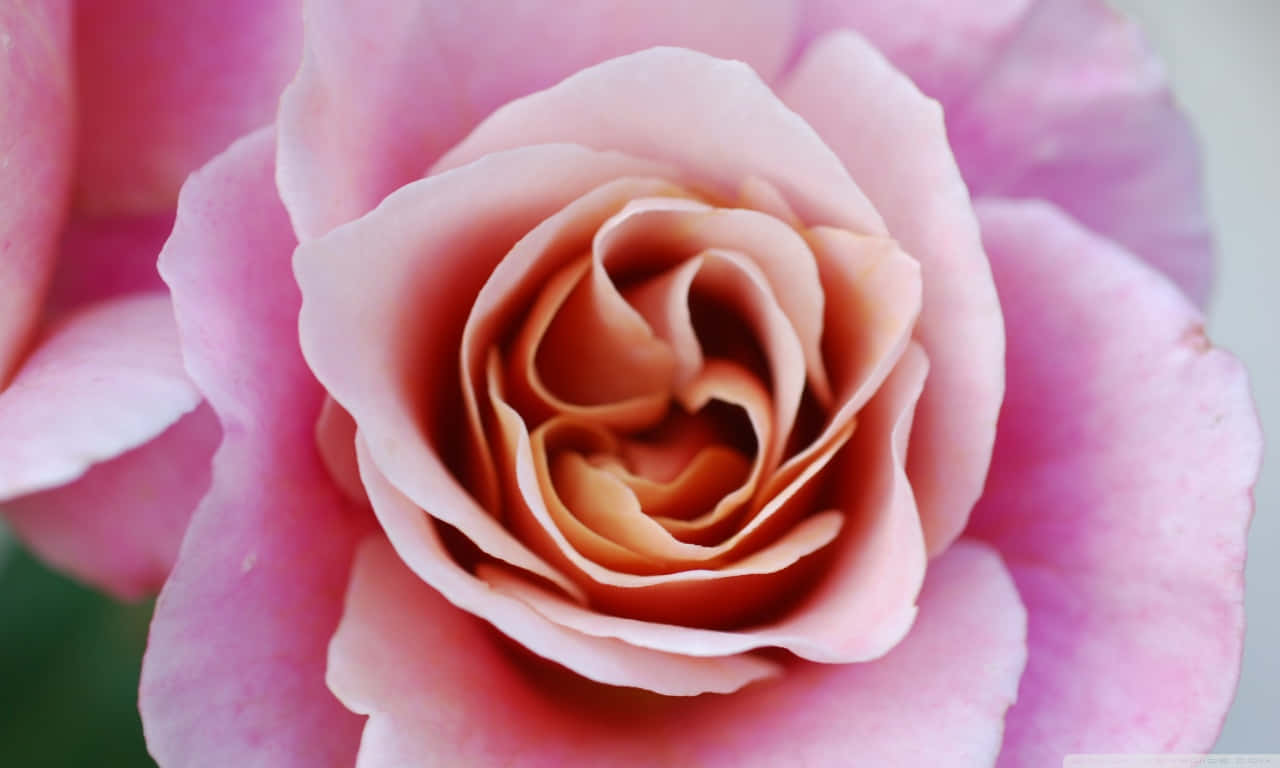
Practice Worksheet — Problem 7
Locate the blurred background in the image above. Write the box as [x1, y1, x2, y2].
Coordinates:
[0, 2, 1275, 765]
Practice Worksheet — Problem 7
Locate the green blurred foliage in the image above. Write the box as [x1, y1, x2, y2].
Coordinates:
[0, 537, 156, 767]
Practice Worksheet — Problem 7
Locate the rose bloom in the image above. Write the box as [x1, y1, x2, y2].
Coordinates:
[1, 1, 1263, 767]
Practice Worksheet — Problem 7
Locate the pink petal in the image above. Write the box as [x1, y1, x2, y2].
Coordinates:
[4, 403, 219, 598]
[139, 128, 365, 768]
[0, 0, 73, 383]
[794, 0, 1213, 304]
[73, 0, 302, 215]
[277, 0, 798, 239]
[0, 294, 201, 500]
[329, 535, 1025, 767]
[355, 446, 781, 695]
[791, 0, 1029, 106]
[41, 212, 174, 318]
[779, 30, 1002, 557]
[967, 199, 1260, 763]
[436, 48, 884, 239]
[459, 176, 688, 512]
[949, 0, 1213, 305]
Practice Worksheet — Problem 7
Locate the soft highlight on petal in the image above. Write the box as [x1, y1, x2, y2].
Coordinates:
[968, 199, 1259, 763]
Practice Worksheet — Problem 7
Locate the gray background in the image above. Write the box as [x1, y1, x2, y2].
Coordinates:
[1109, 0, 1279, 751]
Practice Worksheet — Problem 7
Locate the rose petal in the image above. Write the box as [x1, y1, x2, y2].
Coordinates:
[780, 30, 1002, 557]
[435, 47, 885, 237]
[594, 197, 832, 404]
[354, 452, 782, 695]
[791, 0, 1030, 105]
[461, 176, 689, 511]
[278, 0, 798, 239]
[139, 127, 365, 768]
[487, 359, 843, 629]
[3, 403, 219, 598]
[328, 535, 1025, 767]
[296, 145, 678, 601]
[505, 359, 782, 572]
[0, 0, 73, 383]
[505, 257, 675, 431]
[73, 0, 302, 215]
[967, 199, 1260, 762]
[489, 343, 928, 664]
[946, 0, 1213, 305]
[794, 0, 1213, 304]
[0, 293, 201, 500]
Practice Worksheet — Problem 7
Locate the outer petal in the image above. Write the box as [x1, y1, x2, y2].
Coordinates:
[794, 0, 1212, 304]
[967, 200, 1259, 764]
[3, 403, 219, 598]
[73, 0, 302, 215]
[278, 0, 798, 239]
[435, 47, 884, 238]
[139, 128, 365, 768]
[329, 536, 1025, 767]
[0, 0, 73, 383]
[0, 294, 202, 500]
[779, 31, 1002, 556]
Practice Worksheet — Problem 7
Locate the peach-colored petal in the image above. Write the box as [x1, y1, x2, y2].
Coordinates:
[781, 31, 1002, 556]
[3, 402, 219, 598]
[520, 358, 776, 563]
[0, 0, 73, 383]
[968, 199, 1260, 763]
[436, 48, 885, 237]
[489, 344, 928, 664]
[73, 0, 302, 215]
[460, 176, 687, 510]
[763, 226, 920, 507]
[0, 294, 200, 500]
[486, 358, 844, 624]
[505, 257, 675, 431]
[278, 0, 797, 239]
[593, 197, 832, 404]
[592, 446, 751, 521]
[328, 536, 1025, 767]
[622, 256, 705, 386]
[355, 451, 782, 695]
[140, 127, 365, 768]
[296, 146, 678, 602]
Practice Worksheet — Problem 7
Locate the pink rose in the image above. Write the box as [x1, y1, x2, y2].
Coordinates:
[0, 0, 303, 596]
[7, 1, 1262, 766]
